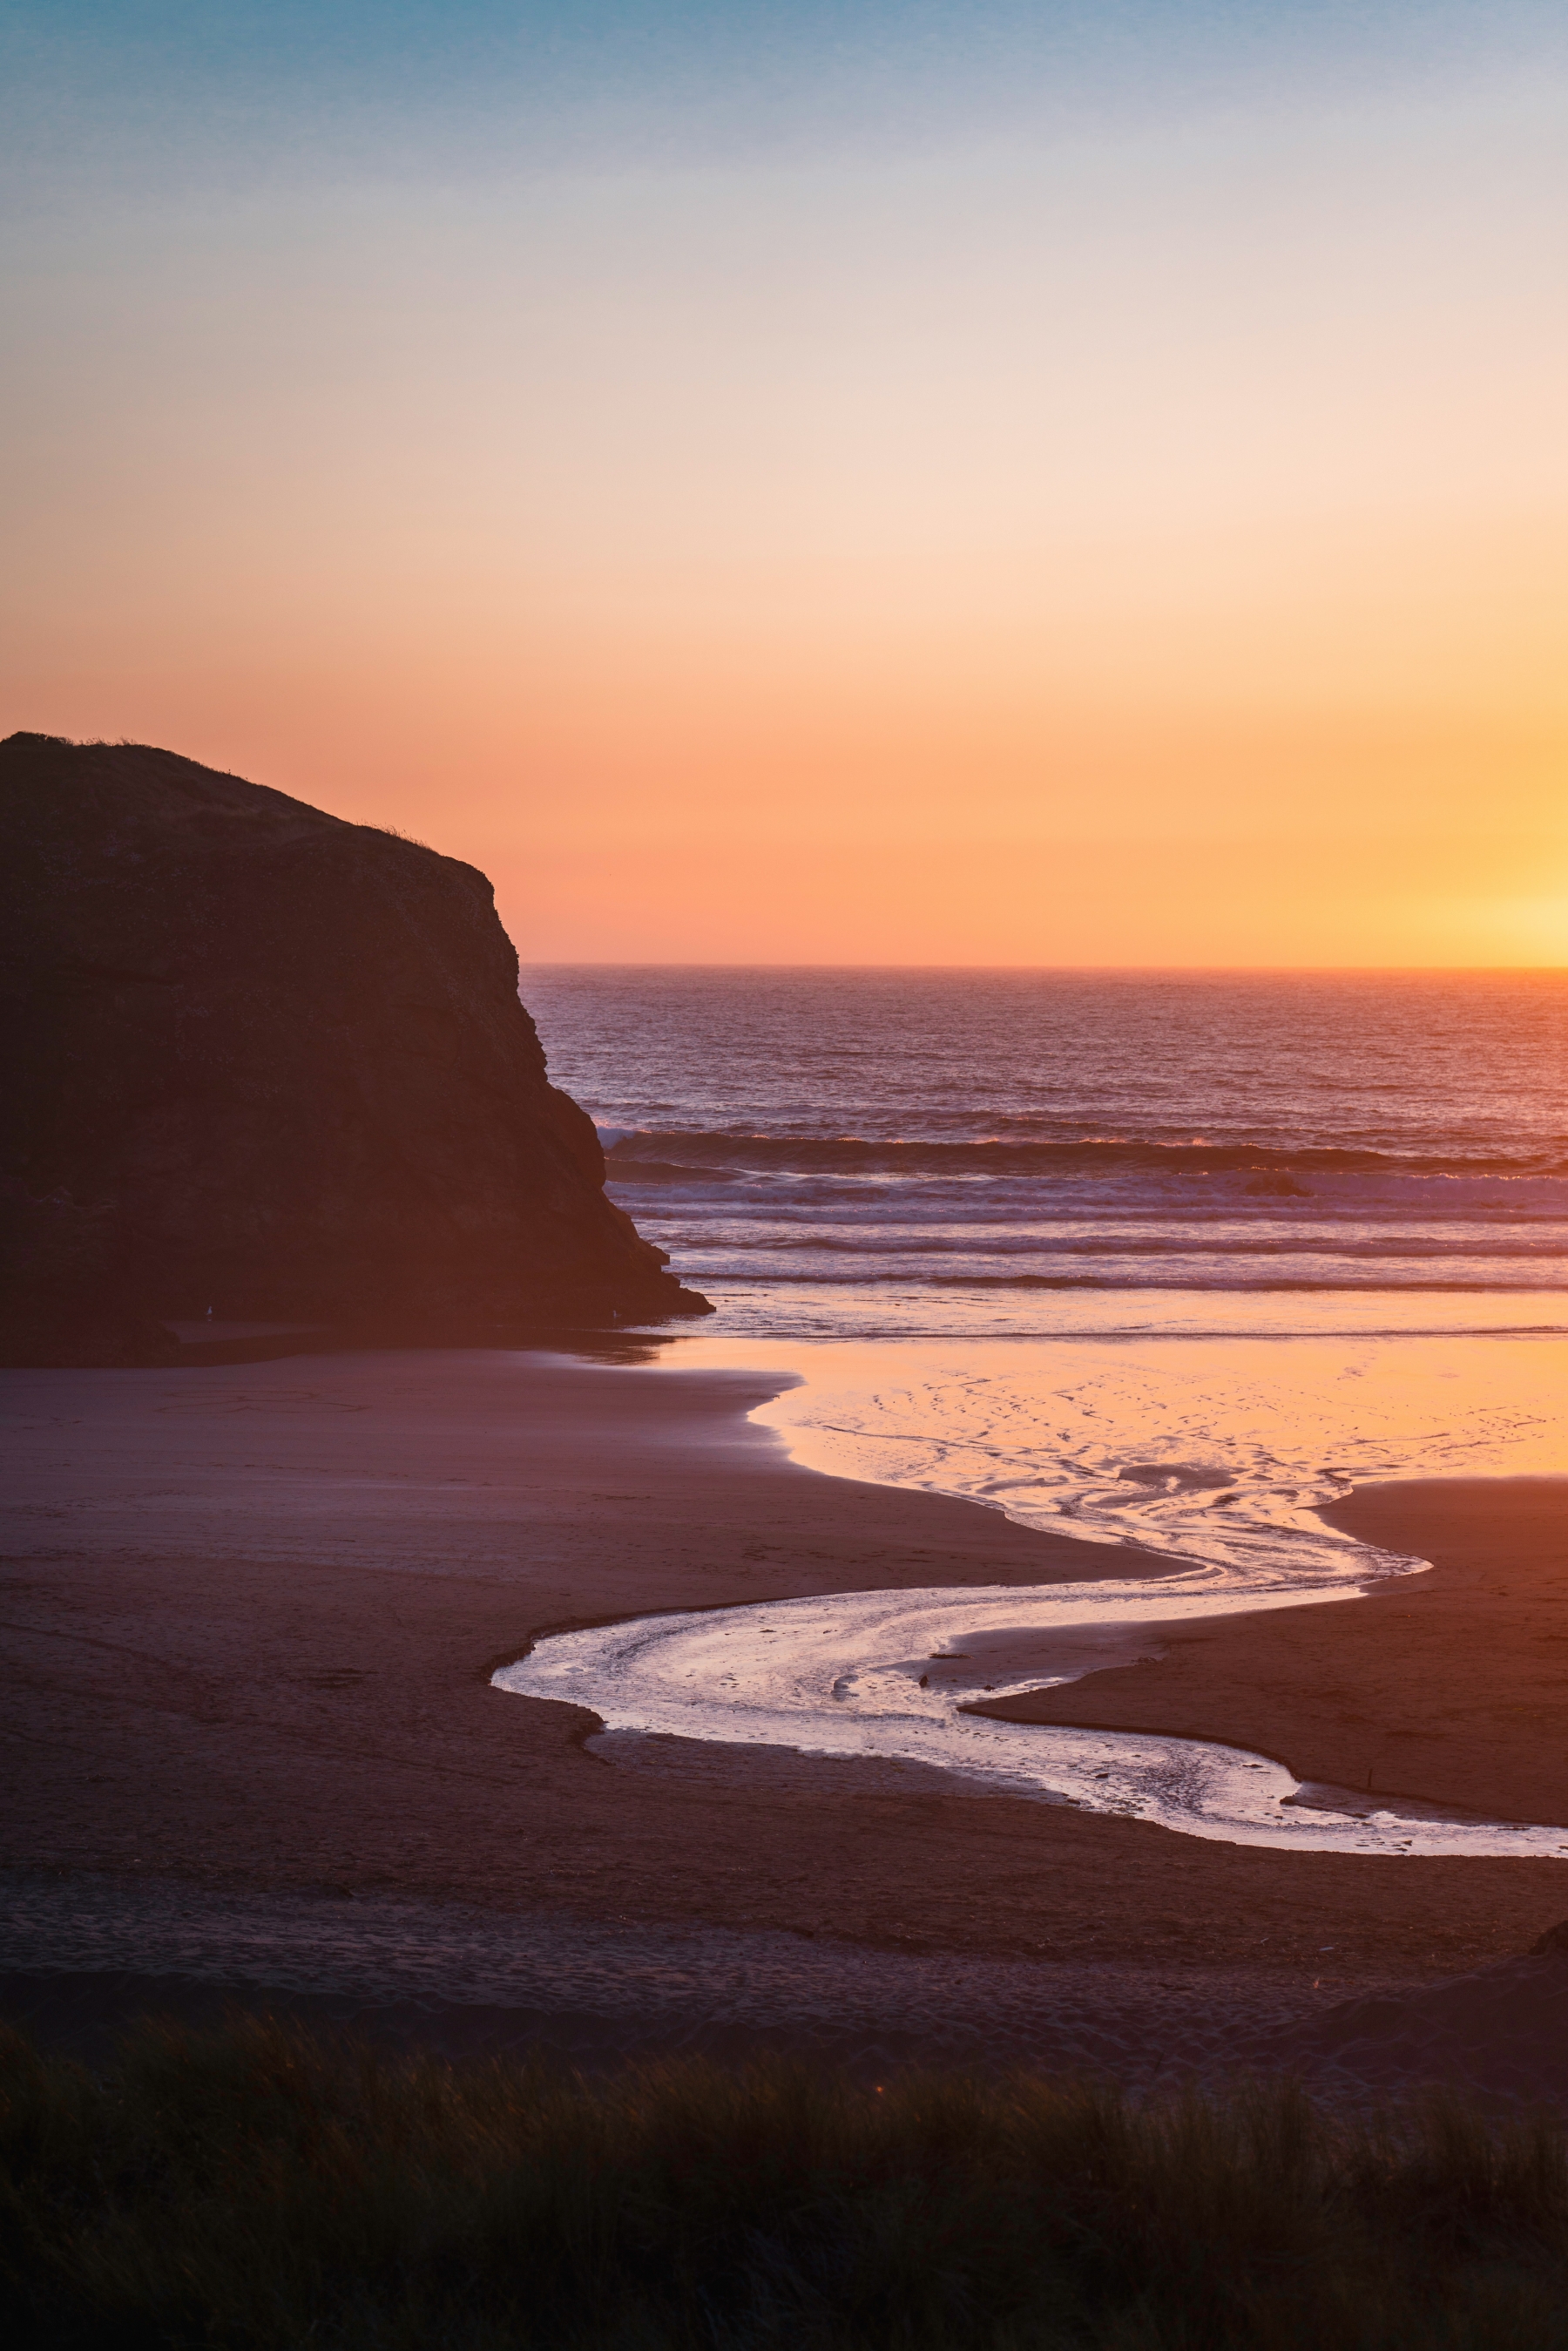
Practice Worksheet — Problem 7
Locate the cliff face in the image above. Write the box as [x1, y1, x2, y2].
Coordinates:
[0, 735, 709, 1361]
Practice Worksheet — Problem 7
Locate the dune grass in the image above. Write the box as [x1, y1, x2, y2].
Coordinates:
[3, 2015, 1567, 2348]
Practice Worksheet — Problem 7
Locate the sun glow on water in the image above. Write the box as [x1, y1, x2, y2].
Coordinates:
[497, 971, 1568, 1853]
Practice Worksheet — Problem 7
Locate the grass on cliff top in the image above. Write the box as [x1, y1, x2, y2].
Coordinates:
[3, 2013, 1568, 2350]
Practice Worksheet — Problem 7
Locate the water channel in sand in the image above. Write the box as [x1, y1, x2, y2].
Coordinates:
[495, 1317, 1568, 1859]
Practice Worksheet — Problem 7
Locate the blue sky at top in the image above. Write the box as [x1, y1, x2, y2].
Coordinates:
[4, 3, 1565, 963]
[7, 2, 1567, 205]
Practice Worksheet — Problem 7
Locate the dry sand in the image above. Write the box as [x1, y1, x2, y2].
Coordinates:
[3, 1348, 1567, 2088]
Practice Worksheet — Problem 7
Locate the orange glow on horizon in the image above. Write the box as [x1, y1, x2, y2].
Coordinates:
[3, 70, 1565, 965]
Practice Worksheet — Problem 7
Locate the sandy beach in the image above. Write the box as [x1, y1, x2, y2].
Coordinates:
[4, 1343, 1567, 2048]
[979, 1478, 1568, 1830]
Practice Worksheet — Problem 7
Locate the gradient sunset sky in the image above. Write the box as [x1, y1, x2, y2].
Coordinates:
[3, 3, 1565, 964]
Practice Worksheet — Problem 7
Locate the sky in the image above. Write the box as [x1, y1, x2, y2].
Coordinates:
[3, 3, 1565, 964]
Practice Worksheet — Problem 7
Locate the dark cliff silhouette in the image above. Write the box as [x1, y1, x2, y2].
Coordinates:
[0, 735, 710, 1363]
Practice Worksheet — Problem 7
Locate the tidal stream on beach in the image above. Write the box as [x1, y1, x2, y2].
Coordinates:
[499, 971, 1568, 1856]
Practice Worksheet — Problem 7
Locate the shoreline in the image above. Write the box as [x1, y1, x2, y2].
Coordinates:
[4, 1345, 1568, 2086]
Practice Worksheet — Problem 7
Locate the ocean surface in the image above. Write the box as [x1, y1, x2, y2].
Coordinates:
[525, 967, 1568, 1334]
[507, 969, 1568, 1853]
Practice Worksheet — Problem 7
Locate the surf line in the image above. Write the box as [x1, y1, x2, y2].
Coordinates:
[494, 1572, 1568, 1861]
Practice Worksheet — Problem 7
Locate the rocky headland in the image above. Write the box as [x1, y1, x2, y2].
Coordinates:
[0, 733, 708, 1362]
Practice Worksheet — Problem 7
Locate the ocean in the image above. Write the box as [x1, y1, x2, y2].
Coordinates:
[506, 968, 1568, 1853]
[526, 968, 1568, 1335]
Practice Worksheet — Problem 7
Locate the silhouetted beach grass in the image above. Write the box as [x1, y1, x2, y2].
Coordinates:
[4, 2013, 1568, 2348]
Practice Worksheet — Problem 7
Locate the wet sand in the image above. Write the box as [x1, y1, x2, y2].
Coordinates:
[979, 1477, 1568, 1829]
[3, 1351, 1566, 2062]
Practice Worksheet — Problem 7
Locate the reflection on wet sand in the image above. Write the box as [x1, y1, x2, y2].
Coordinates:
[495, 1575, 1568, 1860]
[504, 1322, 1568, 1860]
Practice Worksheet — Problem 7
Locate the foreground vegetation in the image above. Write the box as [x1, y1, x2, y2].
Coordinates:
[3, 2015, 1568, 2348]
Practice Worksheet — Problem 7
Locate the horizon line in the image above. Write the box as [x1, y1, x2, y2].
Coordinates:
[516, 959, 1568, 974]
